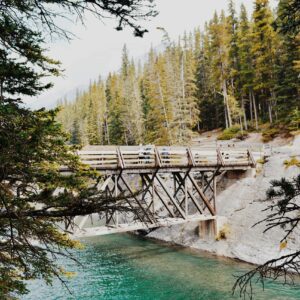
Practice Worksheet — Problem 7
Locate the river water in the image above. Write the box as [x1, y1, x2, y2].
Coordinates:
[23, 234, 300, 300]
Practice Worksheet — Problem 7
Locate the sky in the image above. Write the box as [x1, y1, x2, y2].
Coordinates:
[26, 0, 277, 109]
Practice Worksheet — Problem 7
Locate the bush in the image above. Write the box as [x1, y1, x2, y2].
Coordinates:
[284, 156, 300, 168]
[217, 125, 248, 140]
[257, 158, 266, 164]
[215, 224, 230, 241]
[287, 108, 300, 131]
[262, 127, 281, 142]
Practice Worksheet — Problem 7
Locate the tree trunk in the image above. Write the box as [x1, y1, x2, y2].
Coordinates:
[105, 118, 110, 145]
[223, 80, 232, 128]
[251, 89, 259, 130]
[249, 91, 253, 122]
[239, 115, 243, 134]
[242, 97, 248, 130]
[268, 103, 273, 124]
[156, 74, 173, 144]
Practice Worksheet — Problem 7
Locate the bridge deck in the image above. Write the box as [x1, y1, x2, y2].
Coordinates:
[76, 145, 256, 173]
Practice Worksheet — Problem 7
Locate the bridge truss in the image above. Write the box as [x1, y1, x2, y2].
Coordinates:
[73, 145, 256, 236]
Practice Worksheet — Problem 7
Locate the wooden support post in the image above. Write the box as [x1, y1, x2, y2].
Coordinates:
[213, 176, 217, 212]
[143, 174, 176, 218]
[173, 174, 177, 198]
[152, 175, 155, 215]
[173, 170, 190, 199]
[119, 175, 155, 224]
[155, 174, 186, 219]
[188, 174, 215, 216]
[184, 175, 188, 216]
[175, 173, 203, 214]
[115, 174, 119, 227]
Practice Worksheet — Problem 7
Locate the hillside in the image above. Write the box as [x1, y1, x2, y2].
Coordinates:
[57, 0, 299, 147]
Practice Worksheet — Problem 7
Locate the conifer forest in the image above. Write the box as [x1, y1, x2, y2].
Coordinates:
[57, 0, 300, 146]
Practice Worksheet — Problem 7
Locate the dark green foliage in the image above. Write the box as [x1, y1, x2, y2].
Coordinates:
[0, 0, 157, 298]
[234, 175, 300, 298]
[274, 0, 300, 35]
[0, 103, 137, 297]
[217, 125, 248, 140]
[59, 0, 299, 143]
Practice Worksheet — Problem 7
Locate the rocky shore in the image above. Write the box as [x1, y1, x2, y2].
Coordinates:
[147, 135, 300, 265]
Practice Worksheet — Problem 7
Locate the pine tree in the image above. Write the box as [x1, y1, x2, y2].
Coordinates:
[142, 49, 174, 145]
[106, 73, 126, 145]
[56, 0, 300, 144]
[209, 11, 236, 128]
[196, 23, 223, 130]
[252, 0, 279, 123]
[274, 2, 300, 121]
[237, 4, 257, 129]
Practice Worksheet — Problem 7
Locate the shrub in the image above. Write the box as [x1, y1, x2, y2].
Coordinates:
[217, 125, 247, 140]
[215, 224, 230, 241]
[284, 156, 300, 168]
[257, 158, 266, 164]
[262, 127, 281, 142]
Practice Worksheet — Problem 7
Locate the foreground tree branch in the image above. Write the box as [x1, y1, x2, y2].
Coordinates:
[0, 103, 148, 297]
[233, 175, 300, 299]
[0, 1, 158, 297]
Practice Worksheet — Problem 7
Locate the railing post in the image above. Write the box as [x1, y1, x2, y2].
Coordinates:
[116, 146, 125, 169]
[216, 147, 225, 167]
[187, 146, 195, 167]
[154, 146, 162, 168]
[247, 149, 256, 167]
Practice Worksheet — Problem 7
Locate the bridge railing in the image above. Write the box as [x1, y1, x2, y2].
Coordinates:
[157, 146, 189, 167]
[77, 145, 255, 170]
[119, 146, 156, 168]
[190, 147, 219, 167]
[79, 146, 119, 169]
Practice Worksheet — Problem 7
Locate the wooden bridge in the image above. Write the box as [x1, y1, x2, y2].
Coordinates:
[73, 145, 256, 237]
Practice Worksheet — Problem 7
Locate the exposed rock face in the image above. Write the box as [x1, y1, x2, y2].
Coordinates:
[147, 135, 300, 265]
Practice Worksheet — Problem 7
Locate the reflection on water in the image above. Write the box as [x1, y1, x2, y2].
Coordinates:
[23, 234, 300, 300]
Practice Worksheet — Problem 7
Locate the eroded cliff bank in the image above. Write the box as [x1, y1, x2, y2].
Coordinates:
[147, 135, 300, 265]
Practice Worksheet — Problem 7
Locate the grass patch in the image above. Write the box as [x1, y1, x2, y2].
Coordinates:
[262, 123, 294, 143]
[257, 158, 266, 164]
[284, 156, 300, 168]
[217, 125, 248, 141]
[216, 224, 230, 241]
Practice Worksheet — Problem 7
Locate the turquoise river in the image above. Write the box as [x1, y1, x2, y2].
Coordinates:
[23, 234, 300, 300]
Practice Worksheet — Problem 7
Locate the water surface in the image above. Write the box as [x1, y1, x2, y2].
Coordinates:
[23, 234, 300, 299]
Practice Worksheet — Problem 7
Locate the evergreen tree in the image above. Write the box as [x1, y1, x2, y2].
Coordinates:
[237, 4, 257, 129]
[252, 0, 279, 123]
[57, 0, 300, 144]
[143, 49, 174, 145]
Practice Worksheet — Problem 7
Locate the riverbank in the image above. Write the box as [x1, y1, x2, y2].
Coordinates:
[146, 134, 300, 266]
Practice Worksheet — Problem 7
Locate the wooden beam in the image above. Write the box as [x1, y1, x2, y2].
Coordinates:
[154, 146, 162, 167]
[117, 147, 125, 169]
[143, 174, 176, 218]
[175, 173, 203, 214]
[187, 174, 215, 216]
[173, 171, 190, 199]
[248, 149, 256, 167]
[187, 147, 196, 167]
[119, 175, 155, 224]
[115, 179, 145, 224]
[155, 175, 186, 219]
